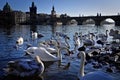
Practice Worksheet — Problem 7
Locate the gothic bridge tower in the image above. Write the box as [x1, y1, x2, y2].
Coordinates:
[50, 6, 57, 25]
[29, 2, 37, 24]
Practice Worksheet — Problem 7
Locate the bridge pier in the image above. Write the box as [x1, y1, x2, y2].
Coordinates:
[95, 21, 101, 26]
[115, 21, 120, 26]
[77, 21, 82, 25]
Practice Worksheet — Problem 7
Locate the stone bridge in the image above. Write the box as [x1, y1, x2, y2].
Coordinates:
[55, 15, 120, 26]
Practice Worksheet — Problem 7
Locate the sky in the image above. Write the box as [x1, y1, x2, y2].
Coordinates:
[0, 0, 120, 17]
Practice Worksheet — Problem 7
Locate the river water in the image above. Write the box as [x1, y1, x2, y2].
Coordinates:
[0, 24, 120, 80]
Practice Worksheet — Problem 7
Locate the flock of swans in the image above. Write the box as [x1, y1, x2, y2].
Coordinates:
[4, 29, 120, 80]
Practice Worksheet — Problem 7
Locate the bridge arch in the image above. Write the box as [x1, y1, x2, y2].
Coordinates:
[82, 18, 95, 25]
[100, 18, 115, 26]
[61, 15, 120, 26]
[67, 19, 78, 25]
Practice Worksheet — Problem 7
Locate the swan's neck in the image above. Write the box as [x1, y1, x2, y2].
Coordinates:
[57, 46, 70, 61]
[55, 43, 62, 61]
[35, 56, 44, 73]
[79, 32, 82, 40]
[65, 38, 70, 48]
[106, 30, 108, 37]
[91, 34, 94, 40]
[79, 51, 86, 77]
[57, 48, 62, 61]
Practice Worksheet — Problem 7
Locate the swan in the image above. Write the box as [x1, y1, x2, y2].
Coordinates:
[16, 37, 24, 45]
[74, 36, 81, 52]
[15, 37, 24, 50]
[96, 40, 104, 47]
[57, 35, 70, 49]
[109, 29, 119, 37]
[112, 33, 120, 42]
[31, 31, 44, 40]
[83, 39, 95, 46]
[83, 33, 95, 46]
[4, 56, 44, 77]
[55, 31, 67, 38]
[38, 42, 57, 54]
[74, 37, 80, 47]
[25, 47, 59, 62]
[55, 31, 70, 49]
[96, 30, 108, 42]
[73, 32, 81, 51]
[25, 45, 71, 63]
[77, 51, 113, 80]
[31, 31, 38, 40]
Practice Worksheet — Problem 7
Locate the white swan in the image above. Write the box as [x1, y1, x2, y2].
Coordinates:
[83, 39, 95, 46]
[83, 33, 95, 46]
[25, 47, 60, 62]
[109, 29, 119, 37]
[96, 30, 108, 42]
[109, 30, 120, 41]
[73, 32, 81, 52]
[55, 31, 67, 38]
[4, 56, 44, 77]
[73, 32, 81, 47]
[57, 36, 70, 49]
[31, 31, 44, 40]
[16, 37, 24, 45]
[38, 42, 57, 54]
[31, 31, 38, 40]
[55, 31, 70, 49]
[78, 51, 113, 80]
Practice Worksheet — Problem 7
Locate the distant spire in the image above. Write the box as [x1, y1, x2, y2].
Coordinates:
[32, 2, 35, 7]
[52, 5, 55, 11]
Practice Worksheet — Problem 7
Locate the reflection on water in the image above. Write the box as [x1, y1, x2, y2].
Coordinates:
[0, 24, 120, 80]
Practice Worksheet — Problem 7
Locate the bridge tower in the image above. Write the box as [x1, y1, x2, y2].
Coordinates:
[50, 6, 57, 25]
[29, 2, 37, 24]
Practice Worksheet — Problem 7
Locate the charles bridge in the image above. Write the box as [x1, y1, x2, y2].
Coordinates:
[51, 14, 120, 26]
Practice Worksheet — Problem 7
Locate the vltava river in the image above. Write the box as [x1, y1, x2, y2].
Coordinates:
[0, 24, 120, 80]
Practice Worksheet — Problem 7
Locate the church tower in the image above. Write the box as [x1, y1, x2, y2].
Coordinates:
[29, 2, 37, 23]
[51, 6, 56, 17]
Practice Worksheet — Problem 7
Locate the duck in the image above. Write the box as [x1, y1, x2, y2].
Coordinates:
[77, 51, 113, 80]
[4, 56, 44, 78]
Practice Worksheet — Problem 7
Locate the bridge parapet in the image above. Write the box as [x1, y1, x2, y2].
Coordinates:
[47, 15, 120, 26]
